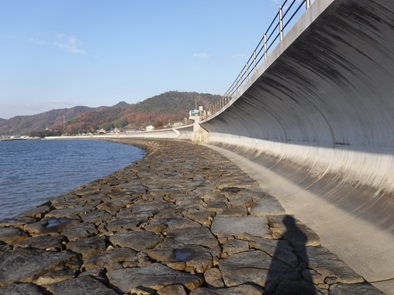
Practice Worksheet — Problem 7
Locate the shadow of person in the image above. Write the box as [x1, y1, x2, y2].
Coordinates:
[265, 215, 317, 295]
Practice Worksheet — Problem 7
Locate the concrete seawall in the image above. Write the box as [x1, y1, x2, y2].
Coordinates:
[199, 0, 394, 291]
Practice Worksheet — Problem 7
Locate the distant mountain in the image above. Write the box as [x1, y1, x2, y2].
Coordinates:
[113, 101, 130, 108]
[133, 91, 216, 115]
[0, 91, 220, 137]
[0, 106, 94, 136]
[62, 91, 219, 135]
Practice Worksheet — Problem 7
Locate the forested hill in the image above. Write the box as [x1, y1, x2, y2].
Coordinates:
[0, 91, 220, 137]
[0, 106, 95, 137]
[133, 91, 214, 115]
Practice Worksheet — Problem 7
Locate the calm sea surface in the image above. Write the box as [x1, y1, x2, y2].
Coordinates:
[0, 139, 145, 219]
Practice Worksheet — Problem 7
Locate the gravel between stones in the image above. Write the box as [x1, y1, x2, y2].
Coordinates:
[0, 139, 384, 294]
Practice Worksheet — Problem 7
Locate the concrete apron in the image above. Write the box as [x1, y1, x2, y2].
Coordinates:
[206, 144, 394, 295]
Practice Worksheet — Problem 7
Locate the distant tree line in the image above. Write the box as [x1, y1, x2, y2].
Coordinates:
[11, 91, 221, 137]
[29, 129, 63, 138]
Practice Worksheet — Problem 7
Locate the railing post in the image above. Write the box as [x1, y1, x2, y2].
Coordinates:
[245, 60, 249, 81]
[306, 0, 310, 9]
[254, 50, 257, 72]
[264, 33, 267, 59]
[279, 7, 283, 41]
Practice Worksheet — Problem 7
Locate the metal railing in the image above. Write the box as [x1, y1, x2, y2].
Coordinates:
[206, 0, 312, 118]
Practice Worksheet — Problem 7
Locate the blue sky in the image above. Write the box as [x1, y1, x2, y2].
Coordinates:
[0, 0, 284, 119]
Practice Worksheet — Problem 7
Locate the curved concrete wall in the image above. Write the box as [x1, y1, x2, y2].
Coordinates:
[175, 125, 194, 140]
[201, 0, 394, 288]
[108, 126, 193, 140]
[46, 125, 194, 141]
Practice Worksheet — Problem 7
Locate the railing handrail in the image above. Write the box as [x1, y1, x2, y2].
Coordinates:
[206, 0, 313, 118]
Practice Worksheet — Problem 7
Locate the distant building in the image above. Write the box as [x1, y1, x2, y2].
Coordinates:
[146, 125, 155, 131]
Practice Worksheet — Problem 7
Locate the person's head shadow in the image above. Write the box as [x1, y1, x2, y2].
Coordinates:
[265, 215, 317, 295]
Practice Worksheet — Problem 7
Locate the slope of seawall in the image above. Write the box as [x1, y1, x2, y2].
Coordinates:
[200, 0, 394, 292]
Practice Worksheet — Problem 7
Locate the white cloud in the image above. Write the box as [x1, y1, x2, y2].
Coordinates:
[193, 53, 209, 59]
[30, 34, 87, 55]
[55, 34, 86, 55]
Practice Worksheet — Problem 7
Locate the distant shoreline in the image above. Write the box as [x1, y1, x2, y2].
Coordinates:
[0, 138, 29, 142]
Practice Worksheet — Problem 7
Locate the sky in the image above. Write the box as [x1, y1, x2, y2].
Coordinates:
[0, 0, 285, 119]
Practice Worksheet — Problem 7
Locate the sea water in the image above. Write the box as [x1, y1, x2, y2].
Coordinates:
[0, 139, 145, 219]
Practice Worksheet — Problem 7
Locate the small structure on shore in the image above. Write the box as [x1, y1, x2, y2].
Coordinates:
[145, 125, 155, 132]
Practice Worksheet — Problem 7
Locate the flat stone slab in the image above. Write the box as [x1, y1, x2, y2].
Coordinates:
[250, 195, 285, 216]
[142, 215, 201, 235]
[222, 239, 250, 257]
[249, 238, 298, 268]
[211, 216, 269, 238]
[16, 204, 51, 219]
[79, 210, 112, 224]
[109, 231, 162, 251]
[62, 222, 98, 241]
[83, 247, 137, 270]
[67, 236, 107, 258]
[14, 234, 66, 251]
[330, 283, 385, 294]
[268, 215, 320, 247]
[0, 249, 78, 286]
[35, 268, 78, 285]
[157, 284, 188, 295]
[219, 250, 299, 287]
[0, 227, 28, 244]
[45, 206, 92, 218]
[23, 218, 79, 236]
[0, 283, 47, 295]
[204, 267, 224, 288]
[190, 285, 263, 295]
[105, 218, 140, 232]
[45, 275, 118, 295]
[305, 246, 364, 284]
[107, 263, 204, 292]
[144, 244, 215, 273]
[274, 279, 319, 295]
[162, 227, 218, 248]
